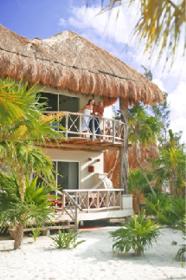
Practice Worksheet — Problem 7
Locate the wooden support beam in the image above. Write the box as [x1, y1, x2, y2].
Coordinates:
[120, 98, 129, 194]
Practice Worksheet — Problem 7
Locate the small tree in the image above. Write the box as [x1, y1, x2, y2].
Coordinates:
[128, 104, 161, 195]
[111, 213, 160, 256]
[0, 176, 53, 249]
[152, 130, 186, 195]
[0, 79, 61, 249]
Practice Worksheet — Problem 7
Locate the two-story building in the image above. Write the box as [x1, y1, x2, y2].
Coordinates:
[0, 25, 164, 226]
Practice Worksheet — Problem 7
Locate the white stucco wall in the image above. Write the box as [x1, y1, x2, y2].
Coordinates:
[42, 147, 104, 189]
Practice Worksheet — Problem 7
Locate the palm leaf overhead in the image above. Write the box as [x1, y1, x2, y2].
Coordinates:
[128, 104, 161, 145]
[91, 0, 186, 63]
[0, 79, 39, 125]
[0, 78, 60, 142]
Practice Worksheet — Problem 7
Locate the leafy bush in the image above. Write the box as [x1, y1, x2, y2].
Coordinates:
[0, 175, 53, 228]
[52, 230, 84, 249]
[32, 228, 41, 241]
[175, 215, 186, 262]
[176, 243, 186, 262]
[128, 169, 149, 193]
[111, 213, 160, 256]
[145, 193, 185, 227]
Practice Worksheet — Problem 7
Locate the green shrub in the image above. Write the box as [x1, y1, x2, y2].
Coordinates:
[111, 213, 160, 256]
[172, 197, 186, 225]
[52, 230, 84, 249]
[0, 176, 53, 228]
[176, 244, 186, 262]
[128, 169, 149, 193]
[176, 215, 186, 262]
[145, 193, 185, 227]
[32, 228, 41, 241]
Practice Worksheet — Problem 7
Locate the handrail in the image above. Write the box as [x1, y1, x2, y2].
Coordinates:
[64, 188, 123, 192]
[46, 110, 124, 124]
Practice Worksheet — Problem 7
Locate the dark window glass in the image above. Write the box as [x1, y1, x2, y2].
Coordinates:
[59, 95, 79, 112]
[54, 161, 79, 190]
[39, 92, 58, 111]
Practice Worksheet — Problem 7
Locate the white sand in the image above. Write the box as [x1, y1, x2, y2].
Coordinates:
[0, 227, 185, 280]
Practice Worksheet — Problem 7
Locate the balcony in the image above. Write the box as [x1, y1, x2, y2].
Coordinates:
[53, 189, 133, 224]
[46, 111, 126, 145]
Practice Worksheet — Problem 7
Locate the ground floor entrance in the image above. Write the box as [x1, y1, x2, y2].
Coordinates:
[53, 161, 79, 190]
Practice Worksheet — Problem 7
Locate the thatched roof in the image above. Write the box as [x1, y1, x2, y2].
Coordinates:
[0, 24, 164, 105]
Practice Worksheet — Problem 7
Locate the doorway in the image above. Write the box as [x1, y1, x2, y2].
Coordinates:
[53, 161, 79, 190]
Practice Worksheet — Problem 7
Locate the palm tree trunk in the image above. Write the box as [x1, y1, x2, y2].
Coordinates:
[135, 143, 156, 196]
[120, 102, 128, 194]
[14, 223, 24, 249]
[10, 171, 26, 249]
[9, 223, 24, 249]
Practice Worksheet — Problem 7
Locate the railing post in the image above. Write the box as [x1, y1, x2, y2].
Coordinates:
[74, 205, 78, 231]
[119, 191, 122, 208]
[57, 114, 60, 131]
[106, 191, 109, 208]
[79, 114, 82, 136]
[87, 191, 89, 211]
[103, 118, 105, 140]
[75, 192, 78, 205]
[112, 119, 116, 144]
[62, 192, 66, 208]
[92, 116, 95, 140]
[113, 191, 117, 206]
[65, 113, 69, 138]
[97, 191, 100, 208]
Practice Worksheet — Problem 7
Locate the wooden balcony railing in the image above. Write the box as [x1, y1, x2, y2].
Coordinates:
[46, 111, 126, 144]
[58, 189, 123, 212]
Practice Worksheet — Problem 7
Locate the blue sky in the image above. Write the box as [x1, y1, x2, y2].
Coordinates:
[0, 0, 185, 142]
[0, 0, 74, 38]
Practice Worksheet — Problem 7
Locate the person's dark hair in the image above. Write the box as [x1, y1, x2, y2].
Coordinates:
[87, 99, 93, 105]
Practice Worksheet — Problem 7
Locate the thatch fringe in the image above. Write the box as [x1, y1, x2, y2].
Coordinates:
[0, 25, 164, 105]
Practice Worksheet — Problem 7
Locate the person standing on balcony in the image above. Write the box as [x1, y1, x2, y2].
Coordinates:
[93, 100, 104, 136]
[80, 99, 94, 134]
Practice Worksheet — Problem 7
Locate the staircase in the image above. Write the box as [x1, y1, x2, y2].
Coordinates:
[23, 191, 81, 235]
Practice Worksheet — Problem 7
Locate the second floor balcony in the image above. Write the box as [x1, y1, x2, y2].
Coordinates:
[46, 111, 126, 145]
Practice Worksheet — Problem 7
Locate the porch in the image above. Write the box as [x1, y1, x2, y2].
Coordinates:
[53, 189, 133, 227]
[46, 111, 126, 145]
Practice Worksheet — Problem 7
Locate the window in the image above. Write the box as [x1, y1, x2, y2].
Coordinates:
[53, 161, 79, 190]
[38, 92, 79, 112]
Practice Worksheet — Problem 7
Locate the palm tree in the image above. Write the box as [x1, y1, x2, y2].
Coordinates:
[153, 130, 186, 195]
[128, 104, 162, 195]
[0, 78, 61, 249]
[0, 175, 53, 249]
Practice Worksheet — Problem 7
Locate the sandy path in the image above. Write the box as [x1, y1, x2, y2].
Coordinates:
[0, 227, 185, 280]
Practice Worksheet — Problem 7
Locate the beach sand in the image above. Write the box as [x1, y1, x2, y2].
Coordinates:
[0, 227, 185, 280]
